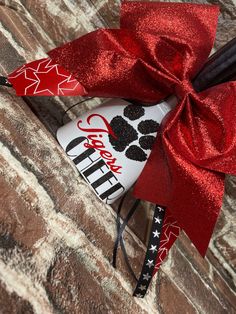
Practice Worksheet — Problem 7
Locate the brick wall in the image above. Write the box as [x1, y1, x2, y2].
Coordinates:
[0, 1, 235, 313]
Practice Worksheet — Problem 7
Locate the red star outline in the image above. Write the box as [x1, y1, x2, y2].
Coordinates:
[8, 59, 55, 94]
[9, 58, 84, 96]
[33, 65, 69, 95]
[8, 70, 38, 94]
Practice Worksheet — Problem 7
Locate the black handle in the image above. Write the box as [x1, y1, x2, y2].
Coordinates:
[193, 37, 236, 92]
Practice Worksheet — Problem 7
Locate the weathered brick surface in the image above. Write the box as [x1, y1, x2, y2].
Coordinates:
[0, 282, 34, 314]
[44, 248, 151, 314]
[162, 241, 232, 313]
[0, 171, 47, 249]
[158, 272, 197, 314]
[0, 1, 235, 313]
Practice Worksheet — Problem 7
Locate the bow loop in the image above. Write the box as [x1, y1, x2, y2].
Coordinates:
[188, 82, 236, 174]
[48, 3, 219, 104]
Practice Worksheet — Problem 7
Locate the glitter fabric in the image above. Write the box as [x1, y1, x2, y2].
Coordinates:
[138, 120, 159, 134]
[139, 135, 156, 150]
[47, 2, 236, 256]
[126, 145, 147, 162]
[109, 116, 138, 152]
[124, 105, 145, 120]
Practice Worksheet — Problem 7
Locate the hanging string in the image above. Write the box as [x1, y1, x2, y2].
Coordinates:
[61, 97, 94, 125]
[113, 194, 140, 282]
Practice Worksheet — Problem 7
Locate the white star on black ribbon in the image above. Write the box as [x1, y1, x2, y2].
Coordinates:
[112, 198, 166, 298]
[133, 205, 165, 298]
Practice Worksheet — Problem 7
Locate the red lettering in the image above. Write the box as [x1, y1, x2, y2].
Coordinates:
[78, 113, 122, 174]
[100, 150, 112, 159]
[87, 134, 99, 141]
[107, 161, 122, 174]
[77, 114, 117, 139]
[84, 139, 105, 150]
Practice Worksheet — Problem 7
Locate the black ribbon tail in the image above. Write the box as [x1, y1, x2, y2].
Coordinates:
[113, 199, 166, 298]
[133, 205, 165, 298]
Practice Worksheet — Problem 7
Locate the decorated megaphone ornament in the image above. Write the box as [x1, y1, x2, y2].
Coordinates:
[1, 1, 236, 299]
[57, 96, 182, 297]
[57, 98, 175, 204]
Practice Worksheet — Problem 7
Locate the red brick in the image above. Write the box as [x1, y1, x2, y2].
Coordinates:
[44, 248, 148, 314]
[20, 0, 99, 47]
[165, 244, 231, 313]
[90, 0, 120, 28]
[215, 231, 236, 270]
[177, 233, 211, 275]
[0, 163, 47, 250]
[207, 251, 236, 313]
[158, 272, 197, 314]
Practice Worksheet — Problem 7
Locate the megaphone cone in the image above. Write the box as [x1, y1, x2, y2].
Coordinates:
[57, 97, 176, 204]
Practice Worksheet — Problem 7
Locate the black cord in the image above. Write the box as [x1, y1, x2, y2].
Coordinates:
[113, 195, 140, 282]
[61, 97, 94, 125]
[113, 194, 127, 268]
[0, 76, 12, 87]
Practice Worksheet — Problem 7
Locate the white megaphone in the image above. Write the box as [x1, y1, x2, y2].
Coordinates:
[57, 97, 176, 204]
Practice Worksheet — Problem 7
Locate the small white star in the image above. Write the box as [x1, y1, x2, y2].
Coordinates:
[149, 245, 157, 253]
[154, 216, 162, 224]
[157, 206, 165, 212]
[134, 293, 144, 298]
[139, 284, 147, 291]
[146, 259, 154, 268]
[143, 273, 151, 281]
[153, 230, 160, 238]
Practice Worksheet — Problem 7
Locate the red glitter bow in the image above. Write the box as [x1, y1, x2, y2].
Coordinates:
[8, 2, 236, 257]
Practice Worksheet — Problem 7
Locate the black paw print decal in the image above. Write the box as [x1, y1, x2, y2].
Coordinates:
[109, 105, 160, 162]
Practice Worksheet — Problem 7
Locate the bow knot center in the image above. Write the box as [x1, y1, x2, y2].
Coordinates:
[174, 80, 195, 100]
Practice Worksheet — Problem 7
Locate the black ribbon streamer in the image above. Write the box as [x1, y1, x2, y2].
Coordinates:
[193, 37, 236, 92]
[133, 205, 165, 298]
[112, 194, 166, 298]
